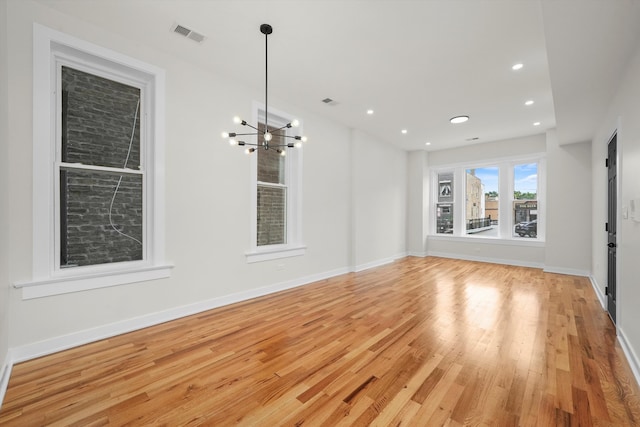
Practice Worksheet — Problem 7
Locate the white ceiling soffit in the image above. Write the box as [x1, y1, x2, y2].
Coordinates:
[541, 0, 640, 146]
[32, 0, 640, 151]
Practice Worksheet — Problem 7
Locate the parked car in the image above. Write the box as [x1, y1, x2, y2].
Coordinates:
[515, 219, 537, 237]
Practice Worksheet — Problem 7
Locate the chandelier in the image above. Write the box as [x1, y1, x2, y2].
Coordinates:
[222, 24, 307, 155]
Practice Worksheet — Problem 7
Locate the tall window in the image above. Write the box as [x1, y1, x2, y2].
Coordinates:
[246, 107, 305, 263]
[436, 172, 454, 234]
[59, 66, 143, 267]
[465, 167, 498, 235]
[513, 163, 538, 238]
[257, 123, 287, 246]
[22, 24, 170, 299]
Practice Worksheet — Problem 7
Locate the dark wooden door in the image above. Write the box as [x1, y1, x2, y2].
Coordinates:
[607, 134, 617, 324]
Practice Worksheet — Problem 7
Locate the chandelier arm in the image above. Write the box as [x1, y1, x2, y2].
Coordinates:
[272, 124, 291, 133]
[243, 123, 260, 131]
[269, 141, 296, 147]
[231, 132, 259, 137]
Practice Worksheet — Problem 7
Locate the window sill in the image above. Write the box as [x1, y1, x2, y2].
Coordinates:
[428, 234, 545, 247]
[14, 264, 173, 300]
[245, 245, 307, 263]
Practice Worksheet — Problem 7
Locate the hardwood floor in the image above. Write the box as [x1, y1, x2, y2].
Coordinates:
[1, 257, 639, 426]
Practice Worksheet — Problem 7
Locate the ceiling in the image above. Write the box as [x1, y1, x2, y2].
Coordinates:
[35, 0, 640, 152]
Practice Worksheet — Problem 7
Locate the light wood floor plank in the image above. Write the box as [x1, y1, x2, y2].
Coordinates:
[1, 257, 640, 425]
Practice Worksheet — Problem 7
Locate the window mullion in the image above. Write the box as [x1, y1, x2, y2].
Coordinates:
[59, 162, 143, 175]
[257, 181, 287, 189]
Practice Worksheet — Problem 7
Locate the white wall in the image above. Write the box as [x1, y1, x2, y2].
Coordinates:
[544, 130, 592, 276]
[407, 151, 429, 256]
[0, 0, 12, 399]
[3, 0, 366, 358]
[592, 37, 640, 379]
[427, 134, 546, 166]
[351, 129, 408, 270]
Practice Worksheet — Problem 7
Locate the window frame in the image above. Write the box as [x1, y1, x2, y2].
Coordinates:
[15, 24, 171, 299]
[246, 102, 306, 263]
[430, 154, 545, 243]
[56, 61, 146, 270]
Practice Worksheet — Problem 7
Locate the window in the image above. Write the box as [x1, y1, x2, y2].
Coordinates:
[17, 24, 171, 299]
[257, 123, 287, 246]
[513, 163, 538, 238]
[431, 156, 544, 241]
[246, 106, 305, 263]
[436, 172, 454, 234]
[59, 66, 143, 267]
[465, 167, 498, 235]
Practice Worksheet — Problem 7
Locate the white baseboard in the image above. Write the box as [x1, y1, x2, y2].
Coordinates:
[0, 349, 14, 410]
[407, 251, 427, 258]
[543, 266, 591, 277]
[618, 327, 640, 390]
[9, 266, 351, 365]
[427, 251, 544, 269]
[353, 252, 407, 273]
[588, 275, 607, 309]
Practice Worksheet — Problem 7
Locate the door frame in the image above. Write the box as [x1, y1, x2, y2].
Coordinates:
[606, 130, 618, 325]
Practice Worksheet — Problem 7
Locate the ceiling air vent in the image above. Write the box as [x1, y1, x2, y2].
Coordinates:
[171, 23, 206, 43]
[322, 98, 339, 106]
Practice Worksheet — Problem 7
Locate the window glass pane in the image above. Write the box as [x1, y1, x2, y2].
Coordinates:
[513, 163, 538, 238]
[257, 123, 285, 184]
[60, 168, 142, 267]
[61, 66, 141, 169]
[465, 167, 498, 235]
[436, 172, 454, 234]
[437, 172, 453, 202]
[257, 185, 286, 246]
[436, 204, 453, 234]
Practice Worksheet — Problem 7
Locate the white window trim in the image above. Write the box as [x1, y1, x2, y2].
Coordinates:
[245, 102, 306, 263]
[430, 154, 546, 243]
[14, 24, 172, 300]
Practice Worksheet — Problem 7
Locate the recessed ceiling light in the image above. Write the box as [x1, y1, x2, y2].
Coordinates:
[525, 100, 534, 106]
[450, 115, 469, 124]
[533, 121, 541, 126]
[401, 129, 408, 134]
[367, 109, 374, 115]
[512, 63, 524, 71]
[425, 142, 431, 146]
